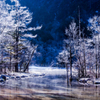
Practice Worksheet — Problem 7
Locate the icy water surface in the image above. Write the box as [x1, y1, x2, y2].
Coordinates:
[1, 66, 100, 100]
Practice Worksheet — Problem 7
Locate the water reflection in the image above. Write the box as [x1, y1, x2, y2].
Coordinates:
[0, 66, 100, 99]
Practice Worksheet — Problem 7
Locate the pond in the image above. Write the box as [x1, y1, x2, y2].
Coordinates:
[0, 66, 100, 100]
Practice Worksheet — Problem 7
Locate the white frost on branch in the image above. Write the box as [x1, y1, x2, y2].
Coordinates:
[88, 15, 100, 33]
[11, 0, 20, 6]
[57, 50, 69, 63]
[23, 34, 37, 38]
[65, 20, 78, 39]
[24, 25, 42, 31]
[32, 25, 43, 31]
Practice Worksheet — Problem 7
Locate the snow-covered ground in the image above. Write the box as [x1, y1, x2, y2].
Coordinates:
[29, 65, 78, 76]
[29, 66, 66, 75]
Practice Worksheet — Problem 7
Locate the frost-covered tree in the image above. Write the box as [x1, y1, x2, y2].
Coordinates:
[57, 50, 69, 85]
[7, 0, 42, 72]
[64, 19, 88, 79]
[85, 39, 96, 77]
[0, 0, 42, 72]
[88, 15, 100, 78]
[65, 20, 78, 80]
[0, 0, 14, 72]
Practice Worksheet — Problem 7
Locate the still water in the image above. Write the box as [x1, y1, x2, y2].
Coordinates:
[0, 66, 100, 100]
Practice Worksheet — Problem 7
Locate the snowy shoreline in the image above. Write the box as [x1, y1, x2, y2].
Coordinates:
[0, 66, 100, 100]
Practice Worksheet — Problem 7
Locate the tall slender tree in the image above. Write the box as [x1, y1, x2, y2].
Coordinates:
[65, 20, 78, 80]
[57, 50, 69, 85]
[88, 15, 100, 79]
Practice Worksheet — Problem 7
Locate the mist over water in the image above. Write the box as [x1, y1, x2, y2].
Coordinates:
[1, 66, 100, 100]
[5, 66, 68, 92]
[28, 66, 68, 90]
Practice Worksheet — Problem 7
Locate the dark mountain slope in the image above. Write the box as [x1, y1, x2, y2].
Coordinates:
[7, 0, 100, 65]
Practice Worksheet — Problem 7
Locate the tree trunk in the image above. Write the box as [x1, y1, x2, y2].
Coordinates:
[95, 38, 98, 79]
[14, 32, 19, 72]
[78, 65, 81, 78]
[96, 53, 98, 79]
[23, 46, 37, 72]
[70, 46, 72, 81]
[9, 51, 12, 71]
[65, 63, 69, 86]
[83, 38, 86, 77]
[15, 63, 18, 72]
[81, 66, 84, 77]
